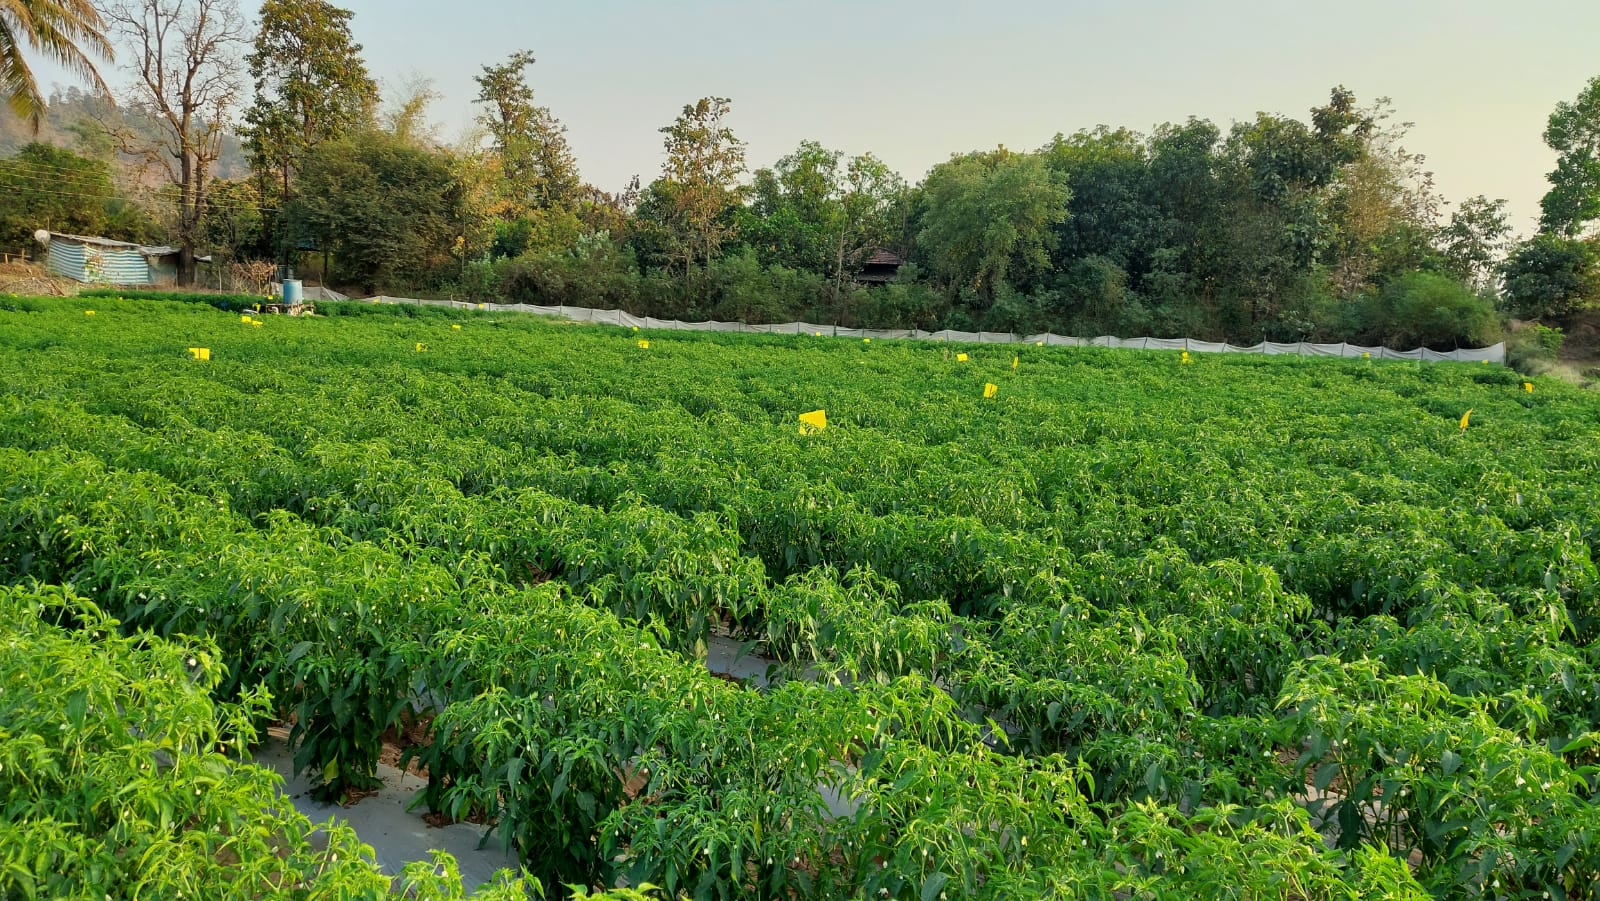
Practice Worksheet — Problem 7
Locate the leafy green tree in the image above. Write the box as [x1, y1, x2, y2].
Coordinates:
[1437, 195, 1512, 293]
[740, 140, 906, 313]
[286, 130, 464, 293]
[1321, 104, 1443, 297]
[0, 142, 131, 249]
[0, 0, 111, 130]
[474, 51, 581, 215]
[1539, 75, 1600, 236]
[915, 148, 1069, 306]
[647, 97, 746, 300]
[1042, 127, 1156, 270]
[200, 177, 268, 261]
[242, 0, 378, 211]
[1499, 233, 1600, 320]
[741, 140, 842, 274]
[833, 153, 906, 298]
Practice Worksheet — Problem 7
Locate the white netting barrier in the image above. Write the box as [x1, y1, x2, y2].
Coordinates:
[363, 297, 1506, 365]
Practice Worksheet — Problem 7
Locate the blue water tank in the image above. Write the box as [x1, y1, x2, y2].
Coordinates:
[282, 279, 302, 303]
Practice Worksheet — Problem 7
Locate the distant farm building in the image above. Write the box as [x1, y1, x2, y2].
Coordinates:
[856, 250, 905, 286]
[35, 231, 209, 286]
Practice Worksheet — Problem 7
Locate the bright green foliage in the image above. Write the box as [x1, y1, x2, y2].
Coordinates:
[1500, 233, 1600, 320]
[5, 297, 1600, 897]
[1540, 75, 1600, 237]
[1358, 271, 1500, 349]
[0, 584, 395, 898]
[916, 148, 1070, 305]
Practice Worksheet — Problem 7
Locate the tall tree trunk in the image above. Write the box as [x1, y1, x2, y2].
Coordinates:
[832, 228, 847, 317]
[178, 151, 196, 286]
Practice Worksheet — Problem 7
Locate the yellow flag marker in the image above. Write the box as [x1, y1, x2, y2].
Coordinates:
[637, 339, 650, 349]
[798, 409, 827, 434]
[1012, 356, 1019, 370]
[1459, 409, 1473, 432]
[1524, 382, 1533, 394]
[84, 310, 95, 316]
[983, 383, 999, 399]
[956, 352, 969, 362]
[416, 342, 428, 352]
[452, 324, 462, 330]
[187, 347, 210, 361]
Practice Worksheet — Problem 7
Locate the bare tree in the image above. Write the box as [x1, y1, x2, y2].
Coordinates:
[104, 0, 245, 286]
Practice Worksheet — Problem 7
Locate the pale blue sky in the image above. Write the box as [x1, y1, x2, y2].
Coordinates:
[41, 1, 1600, 234]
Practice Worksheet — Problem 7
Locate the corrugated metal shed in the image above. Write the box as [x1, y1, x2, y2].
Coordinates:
[39, 233, 210, 286]
[45, 237, 151, 284]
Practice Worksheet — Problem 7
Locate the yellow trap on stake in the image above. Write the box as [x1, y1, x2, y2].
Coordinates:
[798, 409, 827, 435]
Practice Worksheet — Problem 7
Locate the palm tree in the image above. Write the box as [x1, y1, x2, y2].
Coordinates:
[0, 0, 113, 130]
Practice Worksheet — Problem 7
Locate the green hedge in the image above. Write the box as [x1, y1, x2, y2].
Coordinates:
[78, 288, 267, 312]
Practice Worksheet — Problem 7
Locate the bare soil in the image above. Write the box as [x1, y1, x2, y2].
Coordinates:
[0, 260, 78, 297]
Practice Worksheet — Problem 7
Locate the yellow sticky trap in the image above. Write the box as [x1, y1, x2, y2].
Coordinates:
[863, 338, 871, 343]
[1524, 382, 1533, 394]
[1181, 351, 1192, 365]
[632, 326, 639, 332]
[1482, 360, 1489, 364]
[1012, 356, 1019, 370]
[416, 342, 428, 352]
[187, 347, 210, 361]
[637, 339, 650, 349]
[956, 352, 969, 362]
[1362, 352, 1371, 359]
[1459, 409, 1473, 432]
[983, 383, 998, 399]
[814, 332, 821, 337]
[1035, 341, 1044, 347]
[477, 303, 486, 309]
[798, 409, 827, 434]
[452, 324, 462, 330]
[84, 310, 95, 316]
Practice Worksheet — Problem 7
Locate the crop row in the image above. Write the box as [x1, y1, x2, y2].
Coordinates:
[4, 299, 1600, 896]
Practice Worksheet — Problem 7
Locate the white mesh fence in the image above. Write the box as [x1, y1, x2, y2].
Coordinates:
[364, 296, 1506, 364]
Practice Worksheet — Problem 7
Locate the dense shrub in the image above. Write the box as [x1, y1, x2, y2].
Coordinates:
[1500, 234, 1600, 320]
[1356, 272, 1501, 349]
[78, 288, 267, 312]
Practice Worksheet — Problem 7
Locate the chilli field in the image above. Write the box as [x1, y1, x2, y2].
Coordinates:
[4, 294, 1600, 900]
